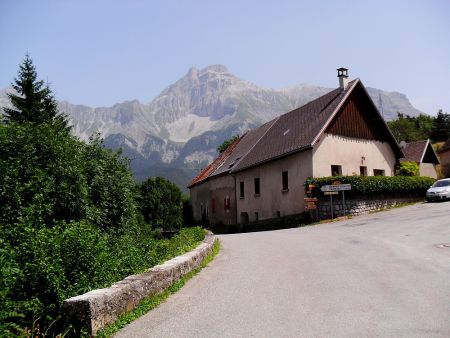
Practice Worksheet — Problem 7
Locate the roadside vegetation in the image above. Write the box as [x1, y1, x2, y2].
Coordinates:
[96, 239, 220, 338]
[0, 56, 204, 336]
[305, 175, 435, 197]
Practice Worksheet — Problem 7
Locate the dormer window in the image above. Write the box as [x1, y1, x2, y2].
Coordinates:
[228, 157, 241, 169]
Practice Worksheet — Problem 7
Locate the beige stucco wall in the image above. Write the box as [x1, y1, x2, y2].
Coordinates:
[419, 163, 438, 179]
[234, 150, 313, 223]
[312, 134, 397, 177]
[189, 175, 236, 226]
[191, 133, 399, 226]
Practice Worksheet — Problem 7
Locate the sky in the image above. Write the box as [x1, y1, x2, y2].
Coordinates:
[1, 0, 449, 114]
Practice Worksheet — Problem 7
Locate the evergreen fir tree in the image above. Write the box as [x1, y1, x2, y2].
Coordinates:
[3, 54, 70, 129]
[431, 110, 450, 142]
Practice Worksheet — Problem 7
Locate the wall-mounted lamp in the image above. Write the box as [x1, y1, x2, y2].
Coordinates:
[361, 156, 366, 165]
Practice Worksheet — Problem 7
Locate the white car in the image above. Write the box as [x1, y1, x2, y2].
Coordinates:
[426, 178, 450, 202]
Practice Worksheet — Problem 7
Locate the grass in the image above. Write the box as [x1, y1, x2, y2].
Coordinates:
[95, 239, 220, 338]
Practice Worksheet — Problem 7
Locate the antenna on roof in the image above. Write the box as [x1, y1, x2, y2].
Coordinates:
[378, 93, 384, 118]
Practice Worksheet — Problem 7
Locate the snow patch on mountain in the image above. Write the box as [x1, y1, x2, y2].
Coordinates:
[184, 151, 215, 165]
[166, 114, 216, 142]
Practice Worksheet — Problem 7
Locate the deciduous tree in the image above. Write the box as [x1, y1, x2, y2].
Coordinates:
[138, 177, 183, 231]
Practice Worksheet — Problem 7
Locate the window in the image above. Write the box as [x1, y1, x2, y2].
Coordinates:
[228, 157, 241, 169]
[276, 211, 281, 218]
[360, 166, 367, 176]
[331, 165, 342, 176]
[224, 197, 230, 210]
[254, 212, 259, 222]
[239, 181, 245, 198]
[282, 171, 289, 191]
[374, 169, 385, 176]
[254, 178, 260, 195]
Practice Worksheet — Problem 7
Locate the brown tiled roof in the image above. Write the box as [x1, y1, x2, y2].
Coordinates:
[402, 140, 428, 162]
[189, 78, 401, 187]
[213, 119, 278, 176]
[187, 136, 242, 187]
[231, 80, 357, 172]
[402, 139, 440, 164]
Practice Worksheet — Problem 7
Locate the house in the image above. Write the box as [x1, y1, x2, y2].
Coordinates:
[399, 140, 440, 178]
[188, 68, 403, 227]
[438, 139, 450, 177]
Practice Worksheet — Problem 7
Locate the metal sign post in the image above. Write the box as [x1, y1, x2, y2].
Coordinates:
[330, 194, 333, 218]
[321, 184, 351, 218]
[324, 191, 338, 218]
[342, 191, 346, 216]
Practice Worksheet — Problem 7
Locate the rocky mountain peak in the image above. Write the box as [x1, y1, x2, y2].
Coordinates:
[151, 65, 246, 124]
[201, 64, 229, 73]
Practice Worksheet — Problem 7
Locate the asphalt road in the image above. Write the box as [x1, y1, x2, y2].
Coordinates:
[115, 202, 450, 338]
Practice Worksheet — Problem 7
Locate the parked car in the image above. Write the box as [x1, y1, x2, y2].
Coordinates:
[426, 178, 450, 202]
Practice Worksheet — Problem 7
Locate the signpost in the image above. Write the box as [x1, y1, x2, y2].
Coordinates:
[304, 197, 319, 221]
[320, 183, 352, 218]
[320, 184, 352, 192]
[304, 197, 319, 210]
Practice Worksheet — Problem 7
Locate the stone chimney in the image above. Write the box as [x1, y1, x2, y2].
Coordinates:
[337, 67, 349, 89]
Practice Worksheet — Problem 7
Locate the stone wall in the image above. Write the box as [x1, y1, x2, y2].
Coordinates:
[63, 233, 216, 336]
[316, 194, 423, 219]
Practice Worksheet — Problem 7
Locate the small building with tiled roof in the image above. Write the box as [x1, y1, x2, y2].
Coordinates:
[188, 68, 403, 227]
[399, 139, 440, 178]
[438, 138, 450, 177]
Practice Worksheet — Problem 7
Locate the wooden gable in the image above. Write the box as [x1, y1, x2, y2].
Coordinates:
[422, 142, 440, 164]
[325, 84, 389, 142]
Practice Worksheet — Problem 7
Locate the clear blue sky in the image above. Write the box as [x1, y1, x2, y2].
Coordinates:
[1, 0, 449, 114]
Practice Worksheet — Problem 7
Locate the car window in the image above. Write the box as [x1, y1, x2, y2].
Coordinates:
[433, 180, 450, 187]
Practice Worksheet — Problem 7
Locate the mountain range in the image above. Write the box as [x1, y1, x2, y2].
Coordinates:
[0, 65, 424, 191]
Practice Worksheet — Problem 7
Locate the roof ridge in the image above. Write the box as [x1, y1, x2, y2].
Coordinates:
[419, 139, 430, 163]
[187, 135, 242, 187]
[406, 139, 427, 145]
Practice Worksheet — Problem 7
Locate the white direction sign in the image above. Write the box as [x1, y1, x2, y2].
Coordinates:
[320, 184, 352, 192]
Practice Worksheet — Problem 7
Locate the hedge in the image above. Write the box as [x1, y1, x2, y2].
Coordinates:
[304, 175, 435, 197]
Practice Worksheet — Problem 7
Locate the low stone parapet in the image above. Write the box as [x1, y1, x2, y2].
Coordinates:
[63, 233, 216, 336]
[316, 195, 423, 219]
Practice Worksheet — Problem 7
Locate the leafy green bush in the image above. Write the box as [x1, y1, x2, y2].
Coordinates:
[305, 175, 435, 197]
[83, 135, 137, 231]
[0, 122, 204, 335]
[138, 177, 183, 231]
[395, 161, 419, 176]
[0, 239, 23, 337]
[0, 122, 89, 231]
[0, 123, 137, 233]
[217, 135, 239, 153]
[0, 223, 205, 336]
